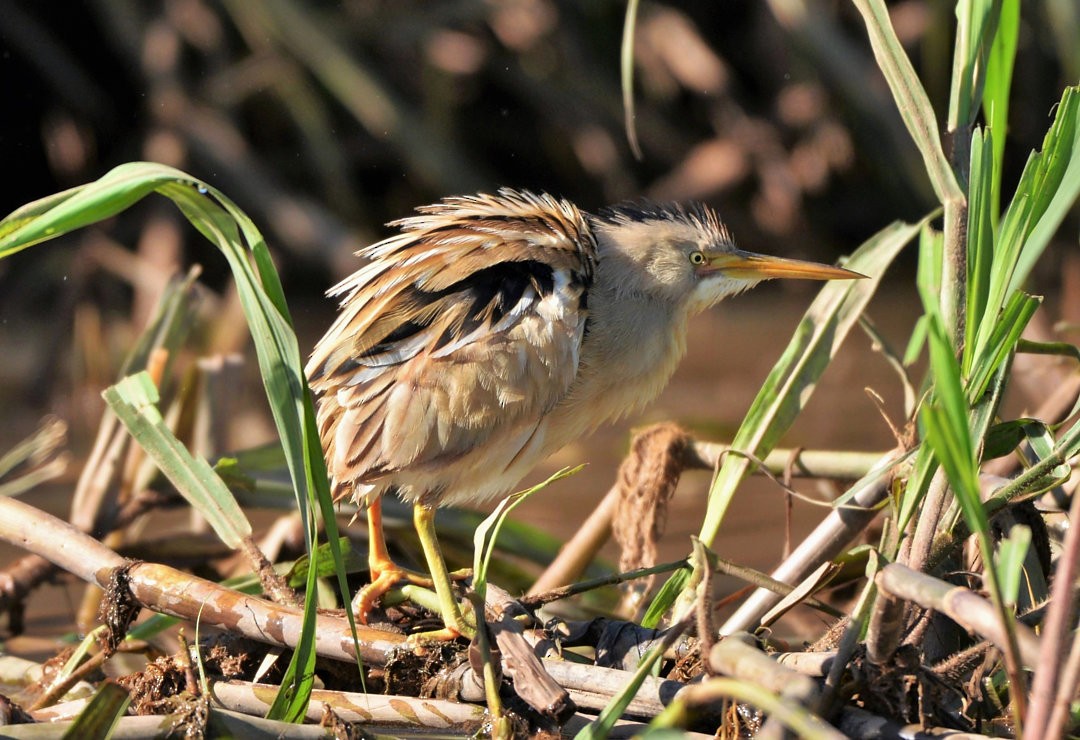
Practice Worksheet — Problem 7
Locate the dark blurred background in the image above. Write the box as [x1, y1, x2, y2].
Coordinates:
[0, 1, 1076, 583]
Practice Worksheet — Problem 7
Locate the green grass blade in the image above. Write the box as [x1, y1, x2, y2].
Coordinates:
[267, 524, 319, 722]
[472, 466, 583, 600]
[649, 678, 845, 740]
[947, 0, 1000, 131]
[0, 185, 86, 243]
[988, 416, 1080, 505]
[995, 524, 1031, 607]
[982, 0, 1019, 221]
[922, 317, 986, 536]
[103, 373, 252, 548]
[575, 620, 690, 740]
[965, 127, 995, 370]
[849, 0, 963, 204]
[61, 682, 131, 740]
[915, 221, 944, 314]
[0, 163, 326, 522]
[902, 313, 929, 366]
[157, 181, 313, 514]
[1023, 420, 1071, 478]
[1008, 86, 1080, 291]
[967, 291, 1040, 401]
[0, 166, 168, 257]
[921, 316, 1024, 712]
[285, 536, 363, 588]
[641, 567, 689, 629]
[977, 85, 1080, 341]
[894, 442, 938, 545]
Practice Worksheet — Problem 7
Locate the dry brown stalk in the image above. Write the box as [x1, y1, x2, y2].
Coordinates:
[523, 559, 688, 609]
[836, 705, 997, 739]
[482, 583, 573, 722]
[709, 635, 816, 702]
[865, 588, 906, 666]
[773, 650, 837, 677]
[0, 494, 711, 730]
[710, 634, 821, 739]
[613, 423, 691, 607]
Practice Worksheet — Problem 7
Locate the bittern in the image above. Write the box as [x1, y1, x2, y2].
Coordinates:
[306, 189, 861, 639]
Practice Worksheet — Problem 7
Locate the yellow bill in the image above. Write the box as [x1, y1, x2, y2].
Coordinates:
[708, 249, 866, 281]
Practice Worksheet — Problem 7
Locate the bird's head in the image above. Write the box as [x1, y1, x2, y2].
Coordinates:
[592, 201, 863, 313]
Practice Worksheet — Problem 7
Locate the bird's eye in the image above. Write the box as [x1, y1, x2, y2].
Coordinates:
[689, 251, 706, 265]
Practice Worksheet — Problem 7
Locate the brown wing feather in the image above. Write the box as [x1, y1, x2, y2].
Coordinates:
[306, 189, 595, 502]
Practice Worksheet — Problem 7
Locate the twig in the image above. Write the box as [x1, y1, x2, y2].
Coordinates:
[482, 584, 574, 723]
[864, 587, 906, 666]
[819, 564, 880, 717]
[837, 705, 997, 739]
[875, 563, 1040, 669]
[710, 633, 818, 702]
[524, 560, 687, 609]
[686, 443, 886, 480]
[1024, 468, 1080, 738]
[0, 496, 405, 664]
[528, 441, 888, 597]
[28, 651, 109, 712]
[527, 483, 620, 596]
[652, 676, 845, 740]
[210, 679, 486, 732]
[901, 467, 950, 575]
[719, 448, 901, 634]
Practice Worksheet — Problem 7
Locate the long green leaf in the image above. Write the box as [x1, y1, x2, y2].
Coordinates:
[915, 222, 944, 316]
[995, 524, 1032, 607]
[576, 620, 690, 740]
[967, 291, 1040, 401]
[921, 312, 1025, 709]
[980, 87, 1079, 322]
[472, 466, 582, 601]
[947, 0, 1001, 131]
[103, 373, 252, 548]
[982, 0, 1019, 221]
[849, 0, 964, 204]
[1008, 87, 1080, 291]
[964, 127, 995, 369]
[267, 513, 320, 722]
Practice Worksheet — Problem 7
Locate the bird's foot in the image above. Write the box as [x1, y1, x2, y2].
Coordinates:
[352, 567, 407, 625]
[352, 560, 473, 626]
[405, 626, 467, 647]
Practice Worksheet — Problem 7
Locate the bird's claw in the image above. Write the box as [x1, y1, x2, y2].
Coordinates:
[352, 568, 407, 624]
[405, 626, 467, 647]
[352, 560, 474, 625]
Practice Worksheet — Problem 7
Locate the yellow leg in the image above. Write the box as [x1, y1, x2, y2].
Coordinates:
[413, 504, 475, 641]
[352, 498, 432, 623]
[352, 499, 473, 639]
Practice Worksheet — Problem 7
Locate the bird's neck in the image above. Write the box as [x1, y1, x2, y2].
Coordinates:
[547, 272, 691, 446]
[586, 280, 689, 376]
